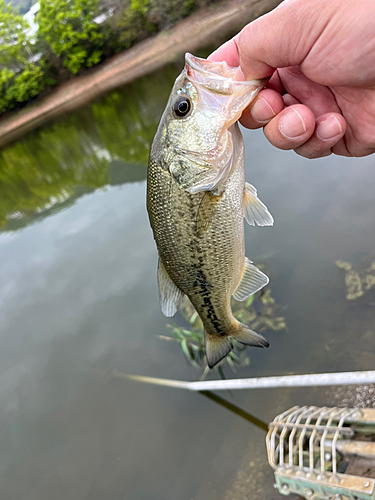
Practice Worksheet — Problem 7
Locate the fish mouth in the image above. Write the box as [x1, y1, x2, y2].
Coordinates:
[184, 52, 268, 139]
[167, 54, 268, 194]
[186, 53, 239, 84]
[185, 53, 268, 103]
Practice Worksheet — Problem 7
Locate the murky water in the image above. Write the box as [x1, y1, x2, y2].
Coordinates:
[0, 56, 375, 500]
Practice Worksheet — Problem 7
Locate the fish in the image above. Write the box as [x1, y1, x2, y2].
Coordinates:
[147, 53, 274, 368]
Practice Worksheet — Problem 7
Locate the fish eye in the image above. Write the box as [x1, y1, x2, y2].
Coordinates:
[173, 96, 192, 118]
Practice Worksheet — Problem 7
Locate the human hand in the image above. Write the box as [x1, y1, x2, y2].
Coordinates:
[209, 0, 375, 158]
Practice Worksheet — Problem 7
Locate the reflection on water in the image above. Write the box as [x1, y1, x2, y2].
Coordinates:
[0, 54, 375, 500]
[0, 64, 178, 232]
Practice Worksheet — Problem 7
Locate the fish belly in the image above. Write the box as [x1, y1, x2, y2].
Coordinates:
[147, 156, 245, 337]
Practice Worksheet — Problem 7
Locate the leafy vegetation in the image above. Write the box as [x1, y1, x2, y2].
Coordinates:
[38, 0, 104, 74]
[0, 0, 218, 114]
[336, 257, 375, 301]
[0, 0, 46, 112]
[0, 1, 29, 65]
[4, 62, 45, 102]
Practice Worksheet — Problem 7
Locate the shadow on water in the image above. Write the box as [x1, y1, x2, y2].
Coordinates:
[200, 391, 268, 432]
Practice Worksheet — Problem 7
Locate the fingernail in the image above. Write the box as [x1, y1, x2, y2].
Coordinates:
[251, 97, 275, 122]
[317, 115, 343, 140]
[279, 108, 306, 138]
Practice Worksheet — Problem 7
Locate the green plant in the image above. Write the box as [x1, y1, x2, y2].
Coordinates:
[0, 0, 29, 65]
[38, 0, 104, 74]
[0, 0, 225, 111]
[0, 69, 15, 112]
[130, 0, 149, 14]
[116, 0, 155, 49]
[0, 0, 34, 112]
[5, 63, 45, 103]
[146, 0, 197, 30]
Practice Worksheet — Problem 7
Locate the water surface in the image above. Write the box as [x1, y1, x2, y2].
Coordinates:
[0, 57, 375, 500]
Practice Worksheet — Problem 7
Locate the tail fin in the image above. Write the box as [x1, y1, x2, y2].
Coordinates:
[205, 322, 269, 369]
[205, 335, 233, 369]
[233, 323, 269, 348]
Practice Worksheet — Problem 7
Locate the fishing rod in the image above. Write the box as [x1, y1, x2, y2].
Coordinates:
[122, 370, 375, 392]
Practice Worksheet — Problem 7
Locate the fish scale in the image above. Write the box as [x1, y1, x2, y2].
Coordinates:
[148, 136, 244, 334]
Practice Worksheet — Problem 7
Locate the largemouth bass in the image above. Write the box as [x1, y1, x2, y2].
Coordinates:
[147, 54, 274, 368]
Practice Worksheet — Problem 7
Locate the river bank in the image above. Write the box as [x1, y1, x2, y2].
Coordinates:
[0, 0, 281, 148]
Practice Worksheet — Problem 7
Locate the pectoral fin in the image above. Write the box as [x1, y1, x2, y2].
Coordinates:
[157, 258, 184, 317]
[233, 257, 269, 301]
[243, 182, 274, 226]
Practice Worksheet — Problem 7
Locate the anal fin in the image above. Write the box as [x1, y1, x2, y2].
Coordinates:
[243, 182, 274, 226]
[233, 257, 269, 301]
[205, 335, 233, 369]
[158, 258, 184, 317]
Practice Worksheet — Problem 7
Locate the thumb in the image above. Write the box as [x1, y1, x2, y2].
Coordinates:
[237, 0, 334, 80]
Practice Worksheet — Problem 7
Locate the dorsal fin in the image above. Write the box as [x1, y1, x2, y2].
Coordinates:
[232, 257, 269, 301]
